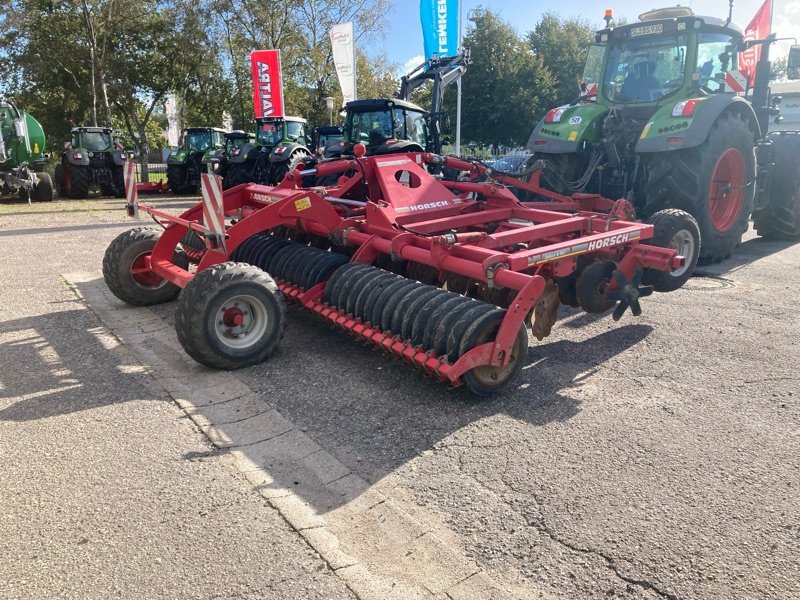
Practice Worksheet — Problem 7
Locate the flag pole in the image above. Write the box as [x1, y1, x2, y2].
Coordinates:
[455, 0, 462, 156]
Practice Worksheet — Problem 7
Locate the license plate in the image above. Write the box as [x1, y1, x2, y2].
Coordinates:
[630, 24, 663, 37]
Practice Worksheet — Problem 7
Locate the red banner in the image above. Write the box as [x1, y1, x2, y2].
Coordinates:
[250, 50, 285, 118]
[739, 0, 771, 86]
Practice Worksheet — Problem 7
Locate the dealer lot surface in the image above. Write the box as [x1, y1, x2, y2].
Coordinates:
[0, 197, 798, 599]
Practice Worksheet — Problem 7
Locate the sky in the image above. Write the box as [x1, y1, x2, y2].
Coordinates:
[383, 0, 800, 75]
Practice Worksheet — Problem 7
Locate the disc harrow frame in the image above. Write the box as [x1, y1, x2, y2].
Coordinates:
[106, 149, 690, 395]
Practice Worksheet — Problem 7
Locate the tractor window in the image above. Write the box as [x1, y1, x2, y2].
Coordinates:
[79, 131, 111, 151]
[211, 131, 225, 147]
[349, 110, 393, 146]
[695, 33, 738, 94]
[286, 121, 305, 141]
[604, 34, 688, 102]
[582, 44, 605, 86]
[185, 131, 212, 151]
[402, 110, 427, 147]
[257, 122, 282, 145]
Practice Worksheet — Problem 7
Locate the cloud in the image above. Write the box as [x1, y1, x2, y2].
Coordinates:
[399, 55, 425, 77]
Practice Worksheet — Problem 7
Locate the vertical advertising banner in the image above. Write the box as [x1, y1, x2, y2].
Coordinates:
[420, 0, 459, 59]
[330, 22, 357, 104]
[739, 0, 771, 86]
[250, 50, 285, 118]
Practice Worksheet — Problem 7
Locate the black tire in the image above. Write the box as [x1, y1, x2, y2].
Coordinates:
[641, 112, 755, 263]
[575, 261, 616, 314]
[167, 164, 196, 194]
[753, 131, 800, 240]
[67, 164, 90, 199]
[112, 164, 126, 198]
[642, 209, 700, 292]
[174, 262, 286, 370]
[103, 226, 188, 306]
[33, 172, 54, 202]
[270, 151, 310, 185]
[461, 317, 528, 397]
[224, 162, 255, 189]
[54, 164, 67, 197]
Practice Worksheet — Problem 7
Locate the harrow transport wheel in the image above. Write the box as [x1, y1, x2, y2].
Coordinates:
[103, 226, 188, 306]
[575, 261, 616, 314]
[642, 209, 700, 292]
[68, 164, 90, 199]
[460, 317, 528, 397]
[174, 262, 286, 370]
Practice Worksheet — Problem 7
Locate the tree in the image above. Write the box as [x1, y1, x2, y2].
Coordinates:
[456, 9, 555, 146]
[527, 13, 596, 108]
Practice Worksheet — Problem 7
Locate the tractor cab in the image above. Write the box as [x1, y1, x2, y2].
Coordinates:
[181, 127, 226, 153]
[326, 98, 429, 158]
[69, 127, 115, 154]
[255, 117, 308, 148]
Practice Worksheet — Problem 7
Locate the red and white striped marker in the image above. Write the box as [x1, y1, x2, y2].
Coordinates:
[724, 70, 748, 94]
[200, 166, 226, 253]
[124, 159, 139, 218]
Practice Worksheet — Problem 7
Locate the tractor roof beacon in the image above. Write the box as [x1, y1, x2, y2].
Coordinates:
[525, 4, 800, 265]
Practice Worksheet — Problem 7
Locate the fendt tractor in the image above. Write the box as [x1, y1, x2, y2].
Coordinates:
[167, 127, 227, 194]
[524, 5, 800, 269]
[223, 116, 312, 189]
[201, 130, 254, 182]
[0, 98, 54, 202]
[321, 52, 469, 160]
[55, 126, 125, 198]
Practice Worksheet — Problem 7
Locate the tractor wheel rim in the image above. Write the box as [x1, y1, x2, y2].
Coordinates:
[130, 252, 166, 288]
[668, 229, 695, 278]
[708, 148, 746, 232]
[214, 294, 268, 350]
[468, 329, 525, 389]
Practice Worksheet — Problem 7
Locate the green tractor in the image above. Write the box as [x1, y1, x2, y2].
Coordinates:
[201, 130, 254, 183]
[167, 127, 227, 194]
[526, 5, 800, 268]
[224, 117, 312, 189]
[0, 98, 54, 202]
[55, 126, 125, 199]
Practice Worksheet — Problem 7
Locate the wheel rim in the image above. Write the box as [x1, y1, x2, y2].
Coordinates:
[667, 229, 695, 278]
[130, 252, 167, 288]
[708, 148, 746, 232]
[467, 328, 526, 389]
[214, 294, 269, 350]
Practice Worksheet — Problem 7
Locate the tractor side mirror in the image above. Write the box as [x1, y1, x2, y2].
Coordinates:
[788, 45, 800, 80]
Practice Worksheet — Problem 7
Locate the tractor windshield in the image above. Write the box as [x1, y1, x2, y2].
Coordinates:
[185, 131, 212, 152]
[257, 122, 283, 146]
[348, 110, 394, 146]
[603, 33, 688, 103]
[78, 131, 111, 152]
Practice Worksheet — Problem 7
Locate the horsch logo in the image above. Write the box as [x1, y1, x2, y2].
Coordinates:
[256, 61, 276, 116]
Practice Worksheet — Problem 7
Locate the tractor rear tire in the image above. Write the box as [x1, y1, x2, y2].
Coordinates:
[54, 164, 67, 197]
[753, 132, 800, 240]
[174, 262, 286, 370]
[103, 226, 187, 306]
[642, 209, 700, 292]
[68, 164, 90, 199]
[642, 112, 755, 264]
[271, 151, 310, 185]
[33, 172, 54, 202]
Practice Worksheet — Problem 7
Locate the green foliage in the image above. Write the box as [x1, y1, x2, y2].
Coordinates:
[528, 12, 596, 107]
[455, 9, 555, 147]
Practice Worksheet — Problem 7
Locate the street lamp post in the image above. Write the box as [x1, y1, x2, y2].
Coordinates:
[324, 96, 335, 126]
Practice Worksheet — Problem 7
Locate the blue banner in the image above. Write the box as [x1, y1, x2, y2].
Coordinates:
[420, 0, 459, 59]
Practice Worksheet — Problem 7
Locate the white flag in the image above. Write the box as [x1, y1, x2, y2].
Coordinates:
[330, 22, 357, 104]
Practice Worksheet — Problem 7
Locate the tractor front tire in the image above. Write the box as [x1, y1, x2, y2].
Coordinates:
[54, 164, 67, 197]
[642, 112, 755, 264]
[103, 226, 187, 306]
[224, 163, 254, 189]
[270, 151, 310, 185]
[642, 209, 700, 292]
[167, 164, 195, 195]
[174, 262, 286, 370]
[112, 165, 126, 198]
[33, 172, 54, 202]
[68, 164, 90, 199]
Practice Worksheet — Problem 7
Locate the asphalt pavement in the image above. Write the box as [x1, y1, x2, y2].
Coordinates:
[0, 195, 798, 599]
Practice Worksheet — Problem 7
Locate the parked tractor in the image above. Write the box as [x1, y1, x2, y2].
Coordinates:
[167, 127, 227, 194]
[201, 130, 254, 182]
[313, 125, 344, 157]
[54, 126, 125, 199]
[0, 98, 54, 202]
[524, 5, 801, 268]
[223, 117, 311, 189]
